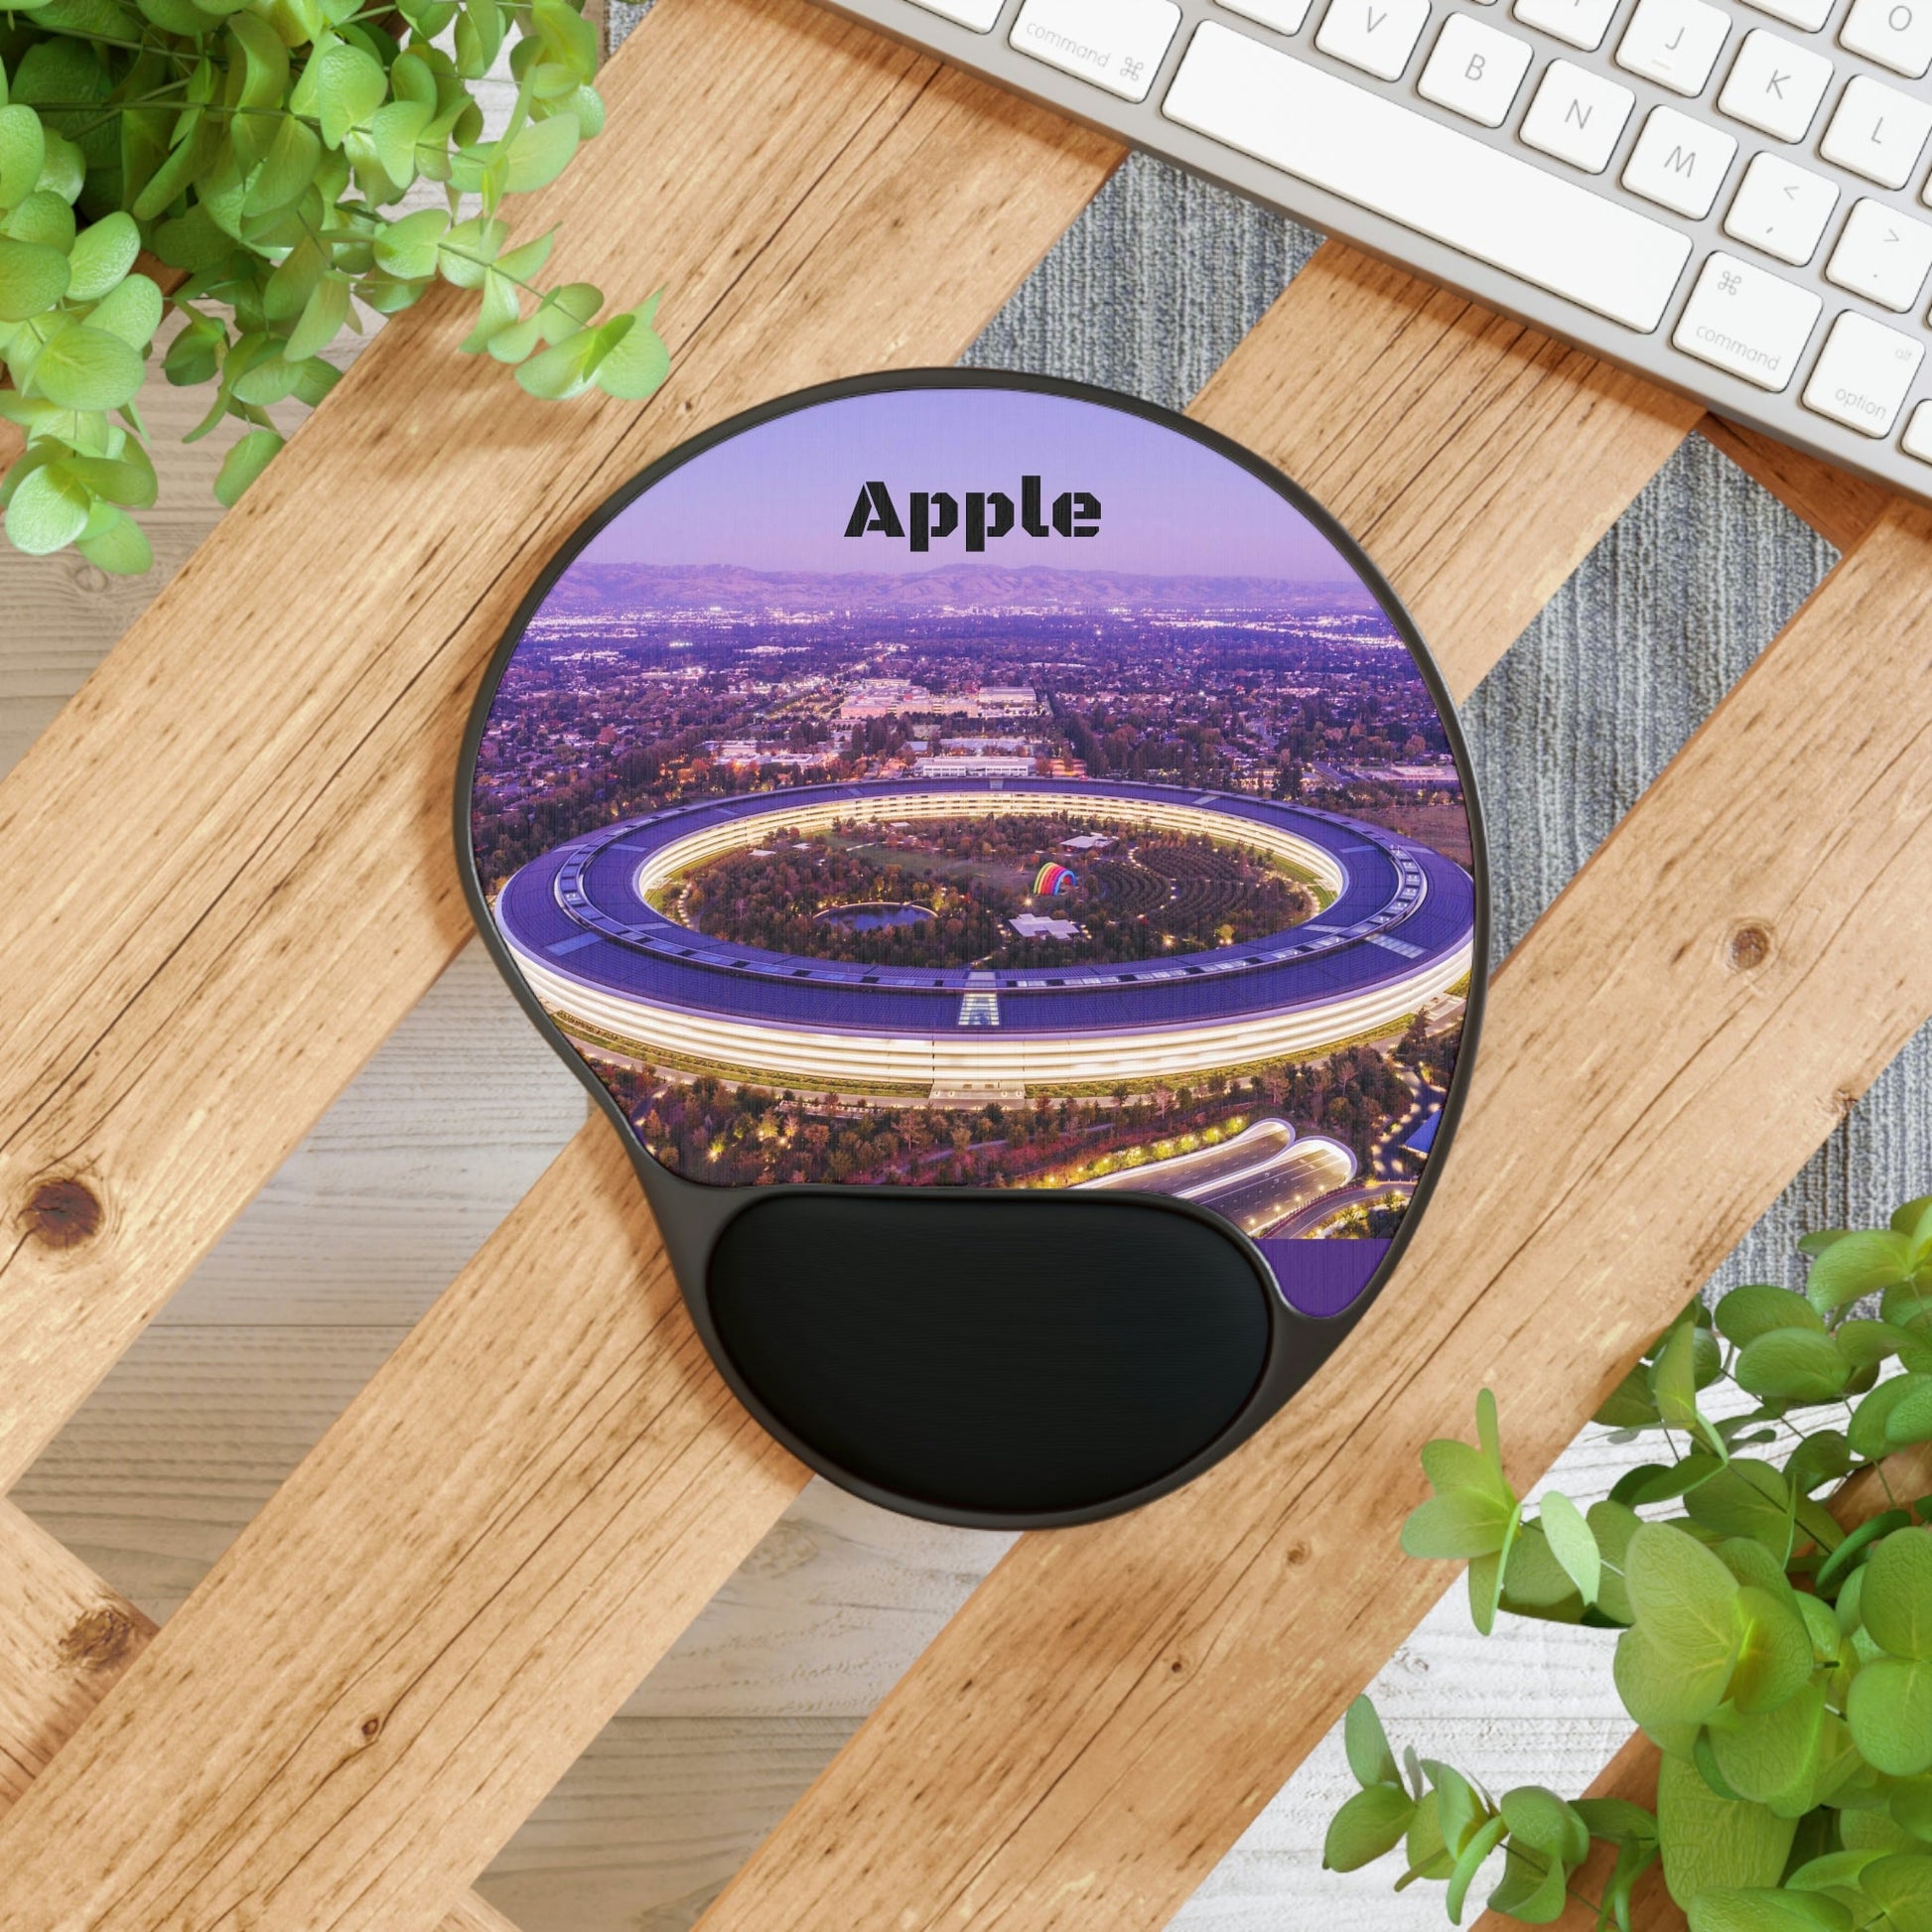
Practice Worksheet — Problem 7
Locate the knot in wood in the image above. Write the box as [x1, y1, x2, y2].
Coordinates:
[25, 1177, 102, 1249]
[1725, 922, 1774, 973]
[60, 1603, 141, 1674]
[1284, 1541, 1312, 1567]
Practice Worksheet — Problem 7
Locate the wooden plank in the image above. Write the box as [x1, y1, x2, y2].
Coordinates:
[663, 499, 1932, 1932]
[0, 1504, 527, 1932]
[0, 0, 1122, 1494]
[0, 272, 1701, 1929]
[1697, 415, 1894, 554]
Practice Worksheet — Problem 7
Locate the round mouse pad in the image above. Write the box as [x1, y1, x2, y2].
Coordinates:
[461, 370, 1486, 1522]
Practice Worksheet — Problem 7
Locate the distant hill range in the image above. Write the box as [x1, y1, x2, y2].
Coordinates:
[536, 561, 1385, 620]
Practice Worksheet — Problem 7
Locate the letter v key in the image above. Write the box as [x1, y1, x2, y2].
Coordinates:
[1316, 0, 1433, 79]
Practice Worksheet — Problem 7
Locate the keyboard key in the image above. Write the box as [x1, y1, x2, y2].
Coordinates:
[1903, 399, 1932, 461]
[1673, 251, 1822, 389]
[1822, 74, 1932, 189]
[1513, 0, 1621, 50]
[1803, 309, 1924, 433]
[1418, 12, 1534, 122]
[1521, 59, 1635, 170]
[907, 0, 1005, 27]
[1615, 0, 1730, 92]
[1162, 22, 1692, 328]
[1739, 0, 1832, 30]
[1316, 0, 1433, 78]
[1717, 29, 1833, 141]
[1623, 106, 1737, 215]
[1010, 0, 1180, 99]
[1840, 0, 1932, 74]
[1218, 0, 1315, 30]
[1724, 151, 1839, 262]
[1827, 195, 1932, 308]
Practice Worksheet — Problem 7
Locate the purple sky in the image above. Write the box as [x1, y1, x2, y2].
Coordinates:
[578, 386, 1362, 582]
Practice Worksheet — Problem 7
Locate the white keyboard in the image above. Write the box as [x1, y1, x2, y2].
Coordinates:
[817, 0, 1932, 505]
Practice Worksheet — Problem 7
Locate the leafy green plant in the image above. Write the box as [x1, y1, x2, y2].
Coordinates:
[1323, 1196, 1932, 1931]
[0, 0, 666, 571]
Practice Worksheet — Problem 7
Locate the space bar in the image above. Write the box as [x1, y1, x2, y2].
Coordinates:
[1163, 22, 1692, 333]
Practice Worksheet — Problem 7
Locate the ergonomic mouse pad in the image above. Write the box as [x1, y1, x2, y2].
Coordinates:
[462, 371, 1485, 1524]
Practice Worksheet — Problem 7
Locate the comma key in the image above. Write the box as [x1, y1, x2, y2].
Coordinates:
[1672, 250, 1821, 391]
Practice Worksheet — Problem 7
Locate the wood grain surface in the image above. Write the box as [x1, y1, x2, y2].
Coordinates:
[0, 229, 1711, 1932]
[671, 498, 1932, 1932]
[0, 0, 1121, 1494]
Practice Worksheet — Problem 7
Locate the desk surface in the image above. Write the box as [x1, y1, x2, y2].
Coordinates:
[1, 3, 1930, 1930]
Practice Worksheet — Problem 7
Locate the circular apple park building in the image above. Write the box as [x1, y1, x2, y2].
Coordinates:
[489, 777, 1476, 1096]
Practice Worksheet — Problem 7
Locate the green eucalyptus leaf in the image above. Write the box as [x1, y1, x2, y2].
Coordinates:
[483, 311, 542, 362]
[1499, 1521, 1588, 1620]
[503, 111, 575, 193]
[212, 426, 282, 506]
[590, 306, 668, 400]
[0, 235, 68, 319]
[1689, 1461, 1797, 1557]
[1403, 1787, 1454, 1887]
[1863, 1852, 1932, 1931]
[1862, 1529, 1932, 1658]
[244, 115, 324, 216]
[285, 271, 349, 361]
[35, 325, 144, 410]
[1575, 1797, 1659, 1846]
[1894, 1196, 1932, 1253]
[1595, 1361, 1662, 1430]
[1686, 1890, 1852, 1932]
[1659, 1754, 1799, 1907]
[87, 274, 164, 351]
[163, 314, 224, 386]
[72, 500, 151, 573]
[1343, 1695, 1400, 1790]
[1853, 1378, 1932, 1460]
[1589, 1500, 1642, 1625]
[228, 346, 307, 405]
[374, 207, 447, 281]
[512, 319, 597, 397]
[4, 458, 90, 552]
[1736, 1330, 1853, 1405]
[6, 186, 74, 249]
[1849, 1656, 1932, 1776]
[1719, 1286, 1827, 1345]
[1709, 1679, 1827, 1811]
[65, 210, 139, 302]
[36, 127, 84, 205]
[1615, 1525, 1744, 1728]
[492, 228, 555, 283]
[1808, 1229, 1914, 1316]
[1838, 1319, 1916, 1369]
[1446, 1812, 1508, 1923]
[62, 450, 155, 507]
[1321, 1782, 1415, 1871]
[313, 40, 387, 148]
[1787, 1431, 1854, 1497]
[0, 102, 47, 207]
[1539, 1490, 1601, 1605]
[1889, 1380, 1932, 1449]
